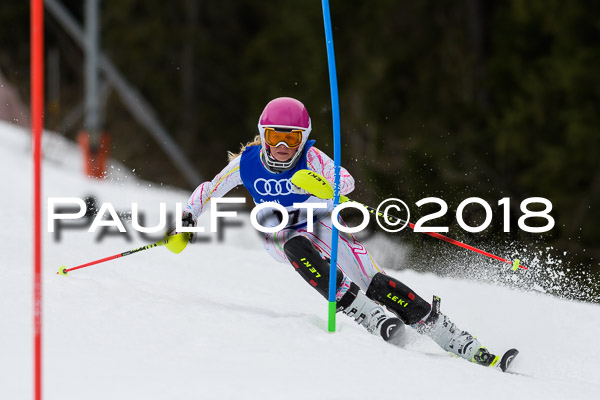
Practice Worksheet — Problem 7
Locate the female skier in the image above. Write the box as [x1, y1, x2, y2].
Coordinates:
[177, 97, 514, 370]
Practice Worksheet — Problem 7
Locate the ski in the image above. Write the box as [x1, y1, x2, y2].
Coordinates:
[493, 348, 519, 372]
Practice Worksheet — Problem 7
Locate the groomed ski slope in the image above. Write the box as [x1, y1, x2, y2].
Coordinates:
[1, 120, 599, 400]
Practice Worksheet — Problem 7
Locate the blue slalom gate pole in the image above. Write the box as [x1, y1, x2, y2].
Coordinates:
[321, 0, 342, 332]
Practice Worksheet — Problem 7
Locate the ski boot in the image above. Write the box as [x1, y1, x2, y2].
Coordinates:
[338, 282, 405, 344]
[414, 296, 502, 367]
[473, 347, 519, 371]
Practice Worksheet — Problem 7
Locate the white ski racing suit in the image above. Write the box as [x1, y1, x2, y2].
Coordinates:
[186, 145, 382, 291]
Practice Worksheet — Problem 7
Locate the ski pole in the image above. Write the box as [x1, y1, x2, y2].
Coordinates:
[347, 199, 526, 270]
[291, 170, 527, 271]
[57, 232, 190, 276]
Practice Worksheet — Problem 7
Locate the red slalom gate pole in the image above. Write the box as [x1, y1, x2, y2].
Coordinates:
[31, 0, 44, 399]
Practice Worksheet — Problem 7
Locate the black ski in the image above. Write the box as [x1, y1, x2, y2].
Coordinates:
[498, 348, 519, 372]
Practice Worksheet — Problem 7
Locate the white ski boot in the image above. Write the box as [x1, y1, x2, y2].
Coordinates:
[415, 296, 497, 366]
[338, 282, 405, 343]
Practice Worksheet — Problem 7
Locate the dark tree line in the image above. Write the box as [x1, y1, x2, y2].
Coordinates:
[1, 1, 598, 299]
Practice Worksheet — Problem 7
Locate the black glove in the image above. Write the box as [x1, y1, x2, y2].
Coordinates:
[168, 211, 198, 244]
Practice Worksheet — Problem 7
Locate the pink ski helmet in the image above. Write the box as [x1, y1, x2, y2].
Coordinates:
[257, 97, 312, 171]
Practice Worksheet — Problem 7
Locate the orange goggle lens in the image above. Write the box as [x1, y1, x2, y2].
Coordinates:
[264, 127, 303, 148]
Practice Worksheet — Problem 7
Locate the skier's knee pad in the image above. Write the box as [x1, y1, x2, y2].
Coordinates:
[366, 273, 431, 325]
[283, 235, 344, 300]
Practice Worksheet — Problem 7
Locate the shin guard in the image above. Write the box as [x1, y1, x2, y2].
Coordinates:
[366, 273, 431, 325]
[283, 236, 344, 300]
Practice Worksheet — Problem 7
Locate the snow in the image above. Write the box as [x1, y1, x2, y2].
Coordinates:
[1, 120, 599, 399]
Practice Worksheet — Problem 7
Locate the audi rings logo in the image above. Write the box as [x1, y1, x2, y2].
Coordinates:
[254, 178, 294, 196]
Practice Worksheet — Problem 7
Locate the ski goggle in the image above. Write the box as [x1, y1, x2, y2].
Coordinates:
[263, 127, 303, 148]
